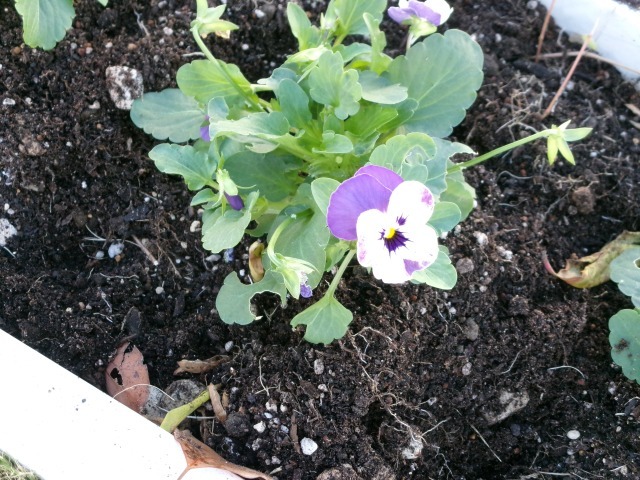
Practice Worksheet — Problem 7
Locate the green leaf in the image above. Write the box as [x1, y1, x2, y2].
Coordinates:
[312, 132, 353, 154]
[276, 78, 312, 129]
[411, 246, 457, 289]
[345, 104, 398, 138]
[15, 0, 75, 50]
[96, 0, 108, 6]
[610, 247, 640, 308]
[369, 133, 451, 195]
[287, 2, 321, 50]
[386, 30, 484, 137]
[325, 0, 387, 37]
[439, 178, 476, 221]
[358, 71, 407, 105]
[311, 178, 340, 217]
[202, 192, 258, 253]
[270, 186, 330, 288]
[212, 111, 290, 139]
[216, 270, 287, 325]
[336, 43, 372, 63]
[308, 51, 362, 120]
[609, 309, 640, 383]
[429, 202, 462, 235]
[225, 150, 302, 201]
[291, 295, 353, 344]
[149, 144, 216, 190]
[131, 89, 205, 143]
[190, 188, 218, 206]
[364, 13, 391, 74]
[176, 59, 255, 104]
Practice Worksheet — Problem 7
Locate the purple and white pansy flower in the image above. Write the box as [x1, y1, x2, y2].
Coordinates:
[388, 0, 453, 27]
[327, 165, 439, 284]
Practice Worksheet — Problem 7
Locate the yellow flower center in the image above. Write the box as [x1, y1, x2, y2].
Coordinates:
[384, 228, 396, 239]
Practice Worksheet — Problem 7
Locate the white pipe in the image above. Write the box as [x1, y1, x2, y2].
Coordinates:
[0, 329, 242, 480]
[539, 0, 640, 84]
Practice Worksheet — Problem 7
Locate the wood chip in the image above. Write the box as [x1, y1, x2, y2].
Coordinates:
[174, 355, 230, 375]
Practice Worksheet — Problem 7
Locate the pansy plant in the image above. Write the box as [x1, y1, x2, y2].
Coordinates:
[131, 0, 592, 344]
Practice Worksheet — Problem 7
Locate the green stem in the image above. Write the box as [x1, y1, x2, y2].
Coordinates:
[326, 249, 356, 297]
[191, 27, 262, 111]
[447, 130, 550, 174]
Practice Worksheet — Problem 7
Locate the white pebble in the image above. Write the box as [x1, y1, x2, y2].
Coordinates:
[2, 98, 16, 106]
[265, 400, 278, 412]
[300, 437, 318, 455]
[462, 362, 472, 376]
[224, 341, 234, 352]
[254, 8, 265, 18]
[155, 286, 165, 295]
[567, 430, 580, 440]
[105, 66, 144, 110]
[253, 421, 266, 433]
[314, 358, 325, 375]
[473, 231, 488, 246]
[95, 251, 105, 260]
[108, 242, 124, 258]
[189, 220, 201, 232]
[163, 27, 173, 36]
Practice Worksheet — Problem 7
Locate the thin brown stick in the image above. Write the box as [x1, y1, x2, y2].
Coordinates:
[537, 51, 640, 76]
[535, 0, 557, 62]
[542, 21, 599, 119]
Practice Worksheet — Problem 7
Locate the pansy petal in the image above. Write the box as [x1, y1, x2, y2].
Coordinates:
[387, 181, 435, 226]
[388, 6, 415, 23]
[355, 209, 389, 268]
[355, 165, 404, 192]
[424, 0, 453, 23]
[356, 209, 430, 284]
[407, 0, 441, 25]
[327, 174, 393, 241]
[398, 223, 439, 271]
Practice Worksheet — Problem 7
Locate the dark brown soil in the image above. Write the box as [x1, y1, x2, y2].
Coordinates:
[2, 1, 640, 479]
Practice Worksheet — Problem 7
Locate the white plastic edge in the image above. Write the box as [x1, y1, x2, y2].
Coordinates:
[539, 0, 640, 85]
[0, 329, 243, 480]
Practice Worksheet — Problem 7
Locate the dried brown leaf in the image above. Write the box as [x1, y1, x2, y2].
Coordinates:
[175, 429, 273, 480]
[174, 355, 230, 375]
[626, 103, 640, 117]
[544, 231, 640, 288]
[248, 241, 265, 282]
[105, 342, 150, 413]
[208, 384, 228, 424]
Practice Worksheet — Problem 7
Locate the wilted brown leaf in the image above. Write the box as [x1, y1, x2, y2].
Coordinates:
[105, 342, 150, 413]
[248, 241, 265, 282]
[208, 384, 228, 424]
[175, 429, 273, 480]
[174, 355, 230, 375]
[544, 231, 640, 288]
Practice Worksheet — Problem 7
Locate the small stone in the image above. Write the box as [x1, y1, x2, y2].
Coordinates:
[462, 319, 479, 341]
[223, 248, 234, 263]
[462, 362, 472, 376]
[105, 66, 144, 110]
[224, 341, 234, 352]
[567, 430, 580, 440]
[316, 465, 362, 480]
[163, 27, 173, 35]
[314, 358, 325, 375]
[265, 400, 278, 412]
[0, 218, 17, 247]
[2, 98, 16, 106]
[95, 251, 105, 260]
[108, 242, 124, 258]
[253, 421, 266, 433]
[155, 286, 165, 295]
[301, 437, 318, 455]
[482, 390, 530, 425]
[456, 257, 474, 274]
[571, 186, 595, 215]
[473, 231, 489, 246]
[527, 0, 539, 8]
[189, 220, 201, 233]
[224, 412, 251, 437]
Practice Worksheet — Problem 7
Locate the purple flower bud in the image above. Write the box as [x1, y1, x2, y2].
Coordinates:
[299, 273, 313, 298]
[200, 125, 211, 142]
[224, 192, 244, 211]
[388, 0, 453, 27]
